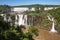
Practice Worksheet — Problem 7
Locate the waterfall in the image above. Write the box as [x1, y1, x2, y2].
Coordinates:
[24, 15, 27, 25]
[15, 15, 18, 20]
[15, 15, 18, 25]
[15, 14, 28, 26]
[47, 15, 57, 32]
[8, 16, 11, 22]
[18, 14, 24, 25]
[4, 14, 7, 21]
[0, 14, 4, 16]
[50, 18, 57, 32]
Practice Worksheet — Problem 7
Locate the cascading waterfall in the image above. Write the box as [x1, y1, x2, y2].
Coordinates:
[4, 14, 7, 21]
[47, 15, 57, 32]
[15, 15, 18, 25]
[18, 14, 24, 25]
[24, 15, 27, 25]
[50, 18, 57, 32]
[0, 14, 28, 26]
[8, 16, 11, 21]
[31, 16, 33, 26]
[15, 14, 28, 26]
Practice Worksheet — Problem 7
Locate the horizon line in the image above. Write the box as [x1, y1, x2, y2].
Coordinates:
[0, 4, 60, 6]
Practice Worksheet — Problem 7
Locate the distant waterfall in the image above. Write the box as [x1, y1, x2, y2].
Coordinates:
[47, 15, 57, 32]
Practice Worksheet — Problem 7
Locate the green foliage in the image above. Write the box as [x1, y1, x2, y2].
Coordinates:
[23, 38, 29, 40]
[35, 5, 40, 13]
[0, 16, 34, 40]
[20, 25, 26, 29]
[48, 8, 60, 24]
[48, 7, 60, 31]
[29, 26, 39, 36]
[0, 5, 11, 13]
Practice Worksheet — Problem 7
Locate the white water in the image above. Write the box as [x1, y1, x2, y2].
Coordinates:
[50, 18, 57, 32]
[15, 14, 27, 26]
[24, 15, 27, 25]
[4, 15, 7, 21]
[18, 14, 24, 25]
[0, 14, 28, 26]
[0, 14, 4, 16]
[0, 14, 6, 21]
[15, 15, 18, 25]
[47, 16, 57, 33]
[8, 16, 11, 21]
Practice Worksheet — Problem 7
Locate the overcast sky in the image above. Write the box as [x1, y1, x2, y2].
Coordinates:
[0, 0, 60, 6]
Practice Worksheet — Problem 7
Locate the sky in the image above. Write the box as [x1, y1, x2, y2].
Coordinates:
[0, 0, 60, 6]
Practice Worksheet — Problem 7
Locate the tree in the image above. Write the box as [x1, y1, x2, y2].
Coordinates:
[40, 6, 44, 11]
[0, 5, 11, 13]
[35, 5, 40, 13]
